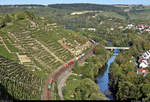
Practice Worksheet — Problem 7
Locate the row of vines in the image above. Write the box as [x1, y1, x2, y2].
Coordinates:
[0, 56, 42, 100]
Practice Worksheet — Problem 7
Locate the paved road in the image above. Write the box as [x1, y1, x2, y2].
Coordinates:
[41, 44, 95, 100]
[57, 70, 72, 100]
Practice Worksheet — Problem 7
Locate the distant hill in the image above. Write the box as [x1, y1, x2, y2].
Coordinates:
[0, 4, 149, 24]
[0, 3, 150, 33]
[48, 3, 121, 11]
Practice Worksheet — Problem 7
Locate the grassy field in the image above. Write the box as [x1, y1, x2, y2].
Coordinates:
[97, 11, 126, 20]
[128, 8, 150, 22]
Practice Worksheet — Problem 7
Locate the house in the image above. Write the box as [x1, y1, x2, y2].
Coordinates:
[110, 28, 114, 31]
[127, 24, 134, 29]
[137, 68, 149, 76]
[119, 26, 123, 29]
[128, 24, 134, 27]
[88, 28, 96, 32]
[145, 29, 150, 32]
[81, 28, 96, 32]
[138, 50, 150, 68]
[141, 50, 150, 60]
[139, 60, 148, 68]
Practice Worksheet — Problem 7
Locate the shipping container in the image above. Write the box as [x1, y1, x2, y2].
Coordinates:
[49, 78, 53, 84]
[71, 59, 75, 63]
[69, 61, 73, 65]
[65, 63, 69, 68]
[81, 53, 85, 57]
[78, 56, 81, 60]
[74, 57, 78, 61]
[48, 83, 52, 89]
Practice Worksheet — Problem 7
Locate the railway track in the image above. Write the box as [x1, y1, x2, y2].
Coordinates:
[42, 44, 95, 100]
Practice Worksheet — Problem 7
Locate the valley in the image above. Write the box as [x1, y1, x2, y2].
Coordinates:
[0, 3, 150, 101]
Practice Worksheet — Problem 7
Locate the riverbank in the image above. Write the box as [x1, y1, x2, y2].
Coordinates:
[97, 49, 120, 100]
[108, 46, 150, 100]
[61, 45, 111, 100]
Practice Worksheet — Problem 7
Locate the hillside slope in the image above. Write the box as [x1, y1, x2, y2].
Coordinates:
[0, 55, 41, 100]
[0, 11, 90, 77]
[0, 11, 92, 100]
[1, 4, 150, 31]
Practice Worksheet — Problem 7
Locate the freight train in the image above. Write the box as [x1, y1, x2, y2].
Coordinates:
[48, 53, 85, 89]
[48, 38, 95, 89]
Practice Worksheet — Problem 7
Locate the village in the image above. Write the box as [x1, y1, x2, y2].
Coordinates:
[125, 23, 150, 33]
[137, 50, 150, 76]
[80, 22, 150, 34]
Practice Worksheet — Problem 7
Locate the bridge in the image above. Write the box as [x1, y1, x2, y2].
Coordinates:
[105, 47, 130, 50]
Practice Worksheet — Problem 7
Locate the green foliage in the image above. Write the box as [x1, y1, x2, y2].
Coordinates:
[0, 11, 90, 100]
[141, 82, 150, 101]
[0, 45, 16, 60]
[0, 56, 42, 100]
[0, 4, 150, 100]
[73, 52, 110, 80]
[97, 11, 126, 20]
[63, 75, 108, 100]
[109, 34, 150, 100]
[94, 45, 107, 55]
[116, 81, 141, 100]
[15, 12, 26, 20]
[24, 11, 36, 20]
[3, 14, 12, 23]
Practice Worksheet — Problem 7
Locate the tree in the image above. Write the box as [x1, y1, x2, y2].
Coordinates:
[141, 83, 150, 101]
[116, 81, 141, 100]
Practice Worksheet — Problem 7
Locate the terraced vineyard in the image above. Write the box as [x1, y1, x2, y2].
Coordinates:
[0, 56, 42, 100]
[0, 12, 91, 100]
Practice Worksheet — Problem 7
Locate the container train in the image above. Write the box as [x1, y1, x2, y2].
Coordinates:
[48, 53, 85, 89]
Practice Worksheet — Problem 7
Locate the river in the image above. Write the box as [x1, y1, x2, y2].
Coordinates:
[97, 49, 120, 100]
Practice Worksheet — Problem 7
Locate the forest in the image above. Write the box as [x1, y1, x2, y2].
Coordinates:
[109, 34, 150, 100]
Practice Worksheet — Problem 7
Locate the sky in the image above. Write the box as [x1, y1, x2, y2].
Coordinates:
[0, 0, 150, 5]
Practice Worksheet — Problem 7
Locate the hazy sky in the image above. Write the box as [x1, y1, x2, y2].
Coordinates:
[0, 0, 150, 5]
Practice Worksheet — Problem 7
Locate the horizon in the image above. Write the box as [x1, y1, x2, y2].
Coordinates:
[0, 0, 150, 5]
[0, 3, 149, 6]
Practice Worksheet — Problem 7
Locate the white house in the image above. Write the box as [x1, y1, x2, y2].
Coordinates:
[142, 50, 150, 60]
[88, 28, 96, 32]
[139, 60, 148, 68]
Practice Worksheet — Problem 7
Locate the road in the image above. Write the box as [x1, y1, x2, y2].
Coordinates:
[57, 70, 72, 100]
[41, 44, 95, 100]
[41, 64, 65, 100]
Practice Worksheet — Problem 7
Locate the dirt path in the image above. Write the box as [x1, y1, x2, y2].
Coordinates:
[8, 32, 26, 52]
[35, 39, 64, 64]
[33, 56, 51, 69]
[1, 38, 11, 53]
[58, 39, 76, 56]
